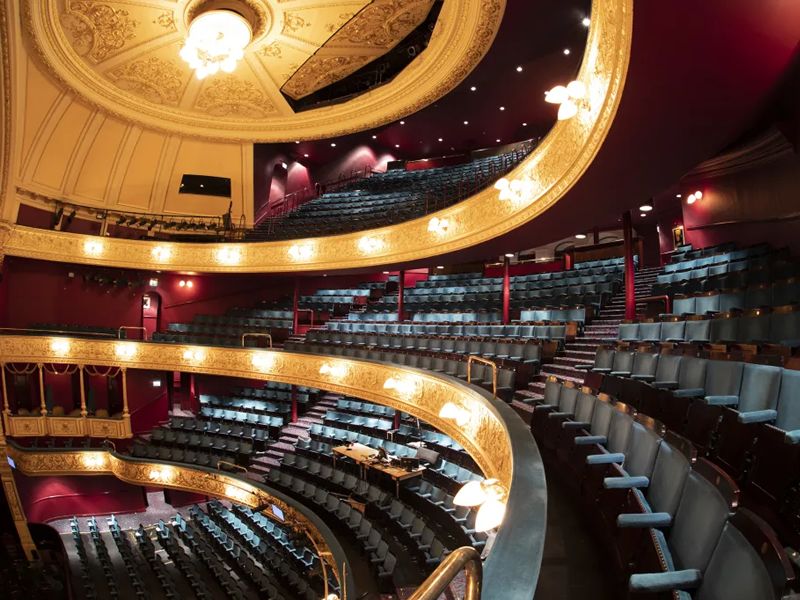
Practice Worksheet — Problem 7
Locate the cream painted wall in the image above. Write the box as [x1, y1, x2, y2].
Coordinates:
[3, 36, 253, 225]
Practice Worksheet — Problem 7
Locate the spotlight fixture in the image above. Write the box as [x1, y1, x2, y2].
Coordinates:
[639, 204, 654, 212]
[463, 120, 469, 125]
[687, 190, 703, 205]
[582, 17, 591, 27]
[180, 9, 253, 79]
[640, 213, 647, 218]
[563, 48, 571, 55]
[215, 246, 242, 265]
[545, 80, 587, 120]
[495, 177, 534, 204]
[470, 86, 477, 91]
[182, 348, 205, 363]
[499, 106, 505, 111]
[516, 66, 523, 72]
[575, 233, 587, 240]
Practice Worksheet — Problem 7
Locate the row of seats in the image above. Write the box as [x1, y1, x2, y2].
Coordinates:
[325, 321, 570, 339]
[663, 244, 771, 273]
[618, 308, 800, 347]
[199, 394, 292, 418]
[529, 378, 795, 599]
[131, 429, 254, 466]
[668, 282, 800, 315]
[334, 398, 395, 418]
[653, 262, 798, 296]
[311, 325, 564, 345]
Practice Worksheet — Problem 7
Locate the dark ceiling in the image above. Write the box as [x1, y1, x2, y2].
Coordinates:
[259, 0, 592, 166]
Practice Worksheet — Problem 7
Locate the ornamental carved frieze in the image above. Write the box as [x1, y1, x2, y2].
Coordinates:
[337, 0, 435, 48]
[107, 57, 186, 106]
[61, 1, 139, 63]
[195, 77, 277, 118]
[282, 54, 374, 100]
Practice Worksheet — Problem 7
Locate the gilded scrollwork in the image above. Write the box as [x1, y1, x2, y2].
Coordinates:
[195, 77, 277, 118]
[107, 57, 186, 106]
[61, 1, 138, 63]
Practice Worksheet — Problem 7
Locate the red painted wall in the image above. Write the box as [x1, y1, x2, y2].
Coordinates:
[484, 259, 564, 278]
[13, 473, 148, 523]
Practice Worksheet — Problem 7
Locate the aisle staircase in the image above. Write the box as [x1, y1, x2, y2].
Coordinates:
[513, 266, 661, 414]
[248, 395, 339, 477]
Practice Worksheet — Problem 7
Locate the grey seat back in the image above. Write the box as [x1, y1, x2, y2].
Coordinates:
[542, 378, 561, 406]
[607, 409, 634, 454]
[646, 436, 693, 516]
[737, 363, 782, 413]
[677, 357, 707, 390]
[632, 352, 659, 378]
[704, 360, 744, 397]
[661, 320, 686, 342]
[594, 347, 615, 370]
[639, 322, 662, 342]
[611, 350, 635, 373]
[685, 319, 711, 343]
[776, 369, 800, 432]
[574, 390, 597, 424]
[590, 397, 615, 437]
[654, 354, 682, 383]
[558, 385, 580, 414]
[623, 421, 662, 479]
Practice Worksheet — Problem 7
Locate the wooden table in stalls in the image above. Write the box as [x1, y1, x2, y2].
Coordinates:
[332, 443, 425, 496]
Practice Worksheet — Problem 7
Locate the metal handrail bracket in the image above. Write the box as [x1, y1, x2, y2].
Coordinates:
[467, 355, 498, 397]
[118, 326, 148, 341]
[241, 332, 273, 348]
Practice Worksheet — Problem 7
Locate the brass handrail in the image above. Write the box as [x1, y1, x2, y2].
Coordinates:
[241, 333, 272, 348]
[467, 355, 498, 397]
[118, 326, 148, 341]
[409, 546, 482, 600]
[217, 460, 248, 474]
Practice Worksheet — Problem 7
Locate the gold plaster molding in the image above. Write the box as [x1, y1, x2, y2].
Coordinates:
[0, 335, 512, 488]
[2, 0, 633, 273]
[20, 0, 504, 142]
[5, 444, 339, 578]
[3, 414, 132, 439]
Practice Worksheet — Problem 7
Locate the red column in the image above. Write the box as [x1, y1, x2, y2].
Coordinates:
[502, 256, 511, 325]
[593, 226, 600, 245]
[292, 278, 300, 334]
[397, 270, 405, 322]
[290, 385, 298, 423]
[564, 250, 574, 271]
[393, 410, 400, 430]
[623, 210, 636, 320]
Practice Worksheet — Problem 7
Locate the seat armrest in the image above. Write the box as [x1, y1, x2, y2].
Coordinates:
[702, 395, 739, 406]
[592, 367, 612, 373]
[610, 371, 632, 377]
[784, 430, 800, 445]
[604, 476, 650, 489]
[737, 409, 777, 424]
[574, 435, 607, 446]
[673, 387, 705, 398]
[665, 337, 685, 343]
[652, 380, 678, 390]
[617, 512, 672, 529]
[547, 411, 574, 419]
[533, 404, 556, 412]
[631, 374, 655, 382]
[586, 452, 625, 465]
[523, 359, 541, 366]
[562, 421, 591, 430]
[628, 569, 702, 592]
[574, 364, 592, 371]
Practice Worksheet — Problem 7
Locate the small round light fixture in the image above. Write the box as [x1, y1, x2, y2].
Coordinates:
[575, 233, 587, 240]
[639, 204, 654, 212]
[582, 17, 591, 27]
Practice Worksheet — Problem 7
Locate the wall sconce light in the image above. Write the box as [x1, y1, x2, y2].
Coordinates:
[251, 352, 276, 372]
[427, 217, 450, 236]
[319, 362, 348, 379]
[225, 483, 252, 503]
[83, 239, 104, 256]
[179, 279, 194, 288]
[151, 246, 172, 262]
[545, 80, 587, 120]
[81, 454, 107, 469]
[149, 466, 175, 483]
[495, 177, 534, 204]
[115, 342, 137, 360]
[358, 236, 385, 254]
[686, 190, 703, 205]
[288, 243, 314, 262]
[439, 401, 471, 427]
[182, 348, 205, 363]
[50, 338, 71, 356]
[454, 478, 508, 532]
[215, 246, 242, 265]
[383, 375, 421, 400]
[149, 278, 159, 287]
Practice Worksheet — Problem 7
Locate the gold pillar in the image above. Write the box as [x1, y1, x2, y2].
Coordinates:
[1, 364, 10, 433]
[37, 364, 46, 416]
[0, 441, 38, 561]
[121, 368, 129, 419]
[78, 366, 87, 418]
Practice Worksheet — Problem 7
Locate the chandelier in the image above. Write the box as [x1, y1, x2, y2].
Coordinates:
[180, 9, 252, 79]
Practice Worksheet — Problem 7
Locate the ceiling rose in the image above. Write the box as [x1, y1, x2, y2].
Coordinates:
[23, 0, 505, 142]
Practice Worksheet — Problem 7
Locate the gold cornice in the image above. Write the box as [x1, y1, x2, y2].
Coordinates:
[3, 0, 633, 273]
[21, 0, 504, 142]
[5, 445, 340, 579]
[0, 335, 512, 488]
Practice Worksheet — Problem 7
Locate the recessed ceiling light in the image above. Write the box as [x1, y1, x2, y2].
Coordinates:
[463, 121, 469, 125]
[640, 213, 647, 218]
[639, 204, 653, 212]
[470, 86, 477, 91]
[575, 233, 587, 239]
[400, 120, 405, 125]
[331, 143, 336, 147]
[582, 17, 591, 27]
[438, 137, 443, 142]
[676, 194, 682, 198]
[516, 66, 523, 72]
[303, 153, 309, 158]
[523, 122, 528, 126]
[372, 135, 377, 139]
[496, 139, 501, 143]
[505, 253, 514, 258]
[499, 106, 505, 111]
[563, 48, 571, 55]
[436, 265, 444, 269]
[395, 144, 400, 148]
[280, 162, 288, 169]
[295, 140, 300, 144]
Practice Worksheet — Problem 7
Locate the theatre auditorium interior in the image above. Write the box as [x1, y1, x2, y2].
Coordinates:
[2, 1, 800, 600]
